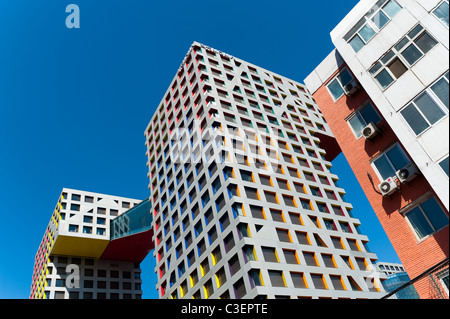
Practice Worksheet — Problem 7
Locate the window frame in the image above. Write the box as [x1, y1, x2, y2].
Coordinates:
[402, 195, 449, 242]
[326, 67, 355, 101]
[370, 143, 411, 182]
[369, 24, 439, 90]
[433, 0, 449, 28]
[345, 0, 403, 53]
[438, 156, 449, 178]
[399, 72, 449, 137]
[437, 268, 449, 297]
[346, 101, 383, 139]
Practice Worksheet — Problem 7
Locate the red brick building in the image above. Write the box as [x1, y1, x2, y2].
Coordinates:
[305, 47, 448, 298]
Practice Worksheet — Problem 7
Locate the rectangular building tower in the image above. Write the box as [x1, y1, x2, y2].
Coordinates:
[144, 42, 386, 299]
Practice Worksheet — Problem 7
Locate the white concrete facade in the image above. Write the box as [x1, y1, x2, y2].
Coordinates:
[328, 0, 449, 209]
[145, 42, 386, 299]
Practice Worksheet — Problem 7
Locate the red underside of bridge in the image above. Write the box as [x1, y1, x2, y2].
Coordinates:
[100, 229, 154, 264]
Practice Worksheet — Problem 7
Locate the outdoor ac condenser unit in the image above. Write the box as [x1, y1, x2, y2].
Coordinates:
[396, 163, 419, 183]
[362, 122, 380, 141]
[379, 177, 399, 197]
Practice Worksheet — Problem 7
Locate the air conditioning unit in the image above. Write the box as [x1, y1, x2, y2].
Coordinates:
[344, 79, 361, 96]
[362, 122, 380, 141]
[396, 163, 419, 183]
[378, 177, 399, 197]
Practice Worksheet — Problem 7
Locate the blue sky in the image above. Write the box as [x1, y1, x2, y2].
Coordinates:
[0, 0, 400, 299]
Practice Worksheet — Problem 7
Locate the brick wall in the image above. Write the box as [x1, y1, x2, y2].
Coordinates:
[311, 66, 449, 299]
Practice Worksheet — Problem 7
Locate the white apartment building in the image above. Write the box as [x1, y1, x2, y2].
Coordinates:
[144, 42, 387, 299]
[329, 0, 449, 209]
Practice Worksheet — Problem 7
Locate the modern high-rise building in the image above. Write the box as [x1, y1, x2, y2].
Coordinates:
[304, 0, 449, 299]
[144, 41, 387, 299]
[30, 188, 153, 299]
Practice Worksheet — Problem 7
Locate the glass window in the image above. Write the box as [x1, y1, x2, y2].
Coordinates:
[268, 270, 286, 287]
[401, 79, 448, 136]
[397, 29, 438, 66]
[350, 35, 365, 52]
[387, 57, 408, 78]
[414, 92, 445, 125]
[327, 79, 344, 100]
[431, 76, 449, 109]
[375, 69, 394, 89]
[338, 69, 353, 87]
[401, 104, 430, 135]
[433, 1, 449, 27]
[383, 0, 402, 18]
[373, 144, 410, 180]
[386, 145, 410, 171]
[348, 102, 382, 137]
[421, 197, 449, 231]
[406, 197, 448, 240]
[326, 69, 354, 100]
[372, 10, 389, 29]
[370, 25, 438, 89]
[401, 44, 422, 65]
[439, 157, 449, 177]
[415, 32, 438, 54]
[345, 0, 402, 52]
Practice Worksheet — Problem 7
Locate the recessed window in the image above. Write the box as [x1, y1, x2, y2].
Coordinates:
[233, 278, 247, 299]
[296, 231, 310, 245]
[276, 229, 291, 243]
[271, 209, 285, 223]
[262, 247, 278, 263]
[83, 216, 93, 223]
[371, 144, 410, 181]
[283, 250, 299, 264]
[303, 252, 319, 266]
[84, 196, 94, 203]
[68, 224, 79, 233]
[330, 275, 346, 291]
[348, 102, 382, 138]
[248, 269, 263, 288]
[250, 205, 265, 219]
[404, 197, 449, 240]
[240, 170, 254, 183]
[311, 274, 327, 290]
[291, 272, 307, 288]
[268, 270, 286, 287]
[326, 68, 354, 100]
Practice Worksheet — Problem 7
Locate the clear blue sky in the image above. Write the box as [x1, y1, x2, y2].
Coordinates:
[0, 0, 400, 299]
